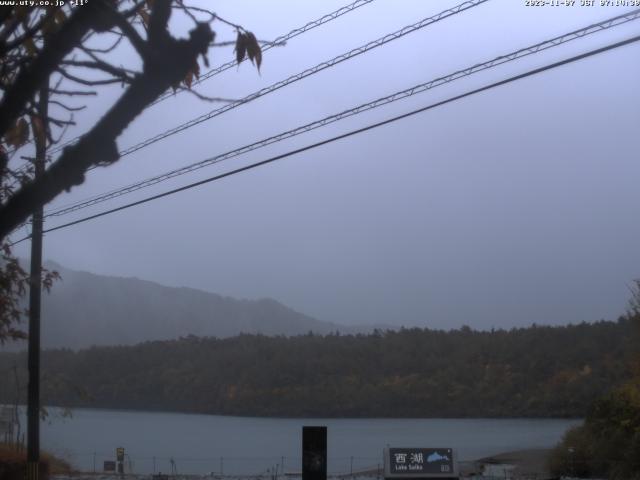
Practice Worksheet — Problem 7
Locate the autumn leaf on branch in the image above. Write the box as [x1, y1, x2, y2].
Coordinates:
[4, 118, 29, 148]
[233, 30, 262, 71]
[245, 31, 262, 72]
[235, 31, 247, 65]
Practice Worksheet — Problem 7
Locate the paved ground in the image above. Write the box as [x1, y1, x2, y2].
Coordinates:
[473, 449, 553, 479]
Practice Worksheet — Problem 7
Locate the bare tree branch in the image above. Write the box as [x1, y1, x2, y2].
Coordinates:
[110, 11, 149, 58]
[121, 0, 148, 18]
[181, 88, 237, 103]
[0, 0, 116, 139]
[148, 0, 172, 44]
[47, 116, 76, 127]
[0, 6, 214, 240]
[0, 16, 21, 44]
[81, 34, 125, 54]
[56, 68, 128, 86]
[61, 59, 137, 82]
[49, 100, 86, 112]
[1, 10, 56, 56]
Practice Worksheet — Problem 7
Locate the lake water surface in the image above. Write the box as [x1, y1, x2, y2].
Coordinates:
[34, 408, 580, 475]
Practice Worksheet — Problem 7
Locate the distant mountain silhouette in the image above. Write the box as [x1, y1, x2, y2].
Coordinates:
[6, 261, 383, 350]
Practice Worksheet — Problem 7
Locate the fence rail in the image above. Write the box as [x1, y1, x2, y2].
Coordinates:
[42, 450, 385, 477]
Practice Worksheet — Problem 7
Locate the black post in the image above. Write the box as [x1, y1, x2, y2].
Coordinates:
[302, 426, 327, 480]
[27, 80, 48, 480]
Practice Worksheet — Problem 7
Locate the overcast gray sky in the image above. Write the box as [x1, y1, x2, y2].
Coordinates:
[11, 0, 640, 330]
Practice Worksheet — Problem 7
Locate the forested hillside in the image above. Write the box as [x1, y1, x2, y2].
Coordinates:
[0, 320, 634, 418]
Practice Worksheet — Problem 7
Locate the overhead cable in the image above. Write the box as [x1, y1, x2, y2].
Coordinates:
[44, 8, 640, 218]
[7, 32, 635, 246]
[113, 0, 491, 159]
[18, 0, 489, 202]
[43, 0, 378, 157]
[153, 0, 378, 104]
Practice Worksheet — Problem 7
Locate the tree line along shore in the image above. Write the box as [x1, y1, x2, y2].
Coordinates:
[0, 319, 635, 418]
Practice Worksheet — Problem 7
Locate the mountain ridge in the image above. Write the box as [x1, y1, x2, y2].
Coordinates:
[5, 260, 385, 350]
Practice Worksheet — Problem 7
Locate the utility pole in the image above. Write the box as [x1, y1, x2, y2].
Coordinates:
[27, 79, 48, 480]
[12, 363, 21, 446]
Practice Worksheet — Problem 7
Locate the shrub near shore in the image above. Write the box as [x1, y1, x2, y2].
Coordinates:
[549, 379, 640, 479]
[0, 443, 71, 480]
[550, 291, 640, 480]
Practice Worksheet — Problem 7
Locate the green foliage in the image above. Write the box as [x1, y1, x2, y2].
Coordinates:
[548, 425, 592, 478]
[0, 247, 28, 344]
[0, 320, 634, 418]
[0, 250, 59, 344]
[549, 380, 640, 479]
[549, 285, 640, 479]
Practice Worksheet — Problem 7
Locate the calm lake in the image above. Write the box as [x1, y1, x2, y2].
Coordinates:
[31, 408, 580, 475]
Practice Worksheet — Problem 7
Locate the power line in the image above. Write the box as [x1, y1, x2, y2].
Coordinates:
[44, 8, 640, 219]
[42, 0, 378, 158]
[21, 0, 489, 208]
[7, 0, 488, 196]
[110, 0, 490, 159]
[154, 0, 377, 104]
[4, 0, 489, 238]
[10, 33, 638, 246]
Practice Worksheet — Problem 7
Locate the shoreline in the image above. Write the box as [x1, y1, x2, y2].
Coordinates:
[8, 403, 585, 421]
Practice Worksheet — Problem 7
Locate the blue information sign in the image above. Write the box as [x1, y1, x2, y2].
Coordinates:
[384, 448, 458, 479]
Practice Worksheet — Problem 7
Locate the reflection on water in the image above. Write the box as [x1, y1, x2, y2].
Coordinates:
[31, 408, 579, 475]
